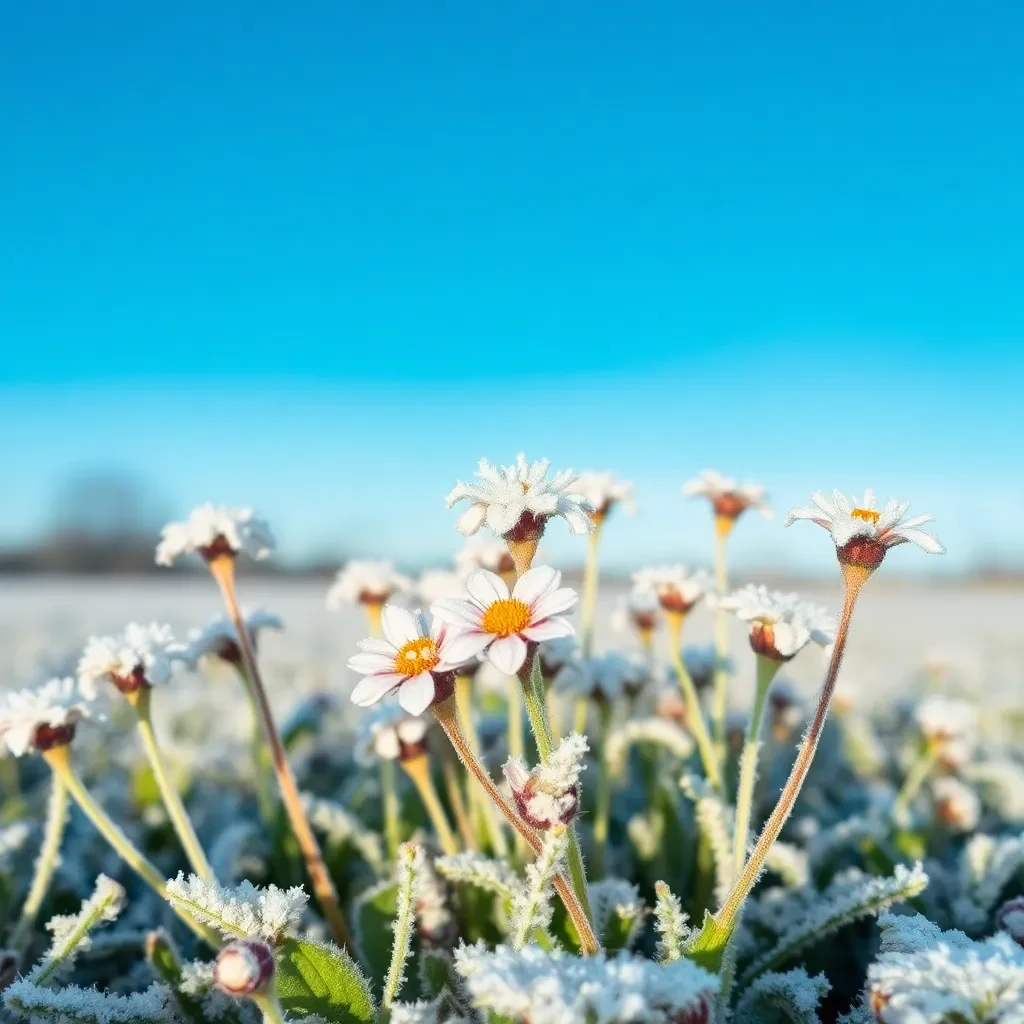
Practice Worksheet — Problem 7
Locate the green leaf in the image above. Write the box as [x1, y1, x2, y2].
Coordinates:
[354, 881, 399, 989]
[275, 937, 376, 1023]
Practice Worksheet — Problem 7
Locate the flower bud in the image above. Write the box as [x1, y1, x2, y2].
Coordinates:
[996, 897, 1024, 947]
[214, 939, 275, 997]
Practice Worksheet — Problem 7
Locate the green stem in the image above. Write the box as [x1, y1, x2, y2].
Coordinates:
[592, 701, 614, 880]
[10, 775, 68, 951]
[732, 655, 781, 876]
[401, 755, 459, 856]
[455, 675, 507, 857]
[381, 758, 402, 860]
[253, 992, 286, 1024]
[712, 522, 731, 767]
[42, 746, 220, 948]
[580, 526, 602, 658]
[235, 665, 277, 825]
[893, 743, 942, 823]
[130, 688, 216, 883]
[1, 756, 24, 819]
[668, 613, 724, 793]
[520, 655, 595, 929]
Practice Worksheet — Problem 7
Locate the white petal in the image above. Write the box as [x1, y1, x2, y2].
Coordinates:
[512, 565, 559, 606]
[431, 598, 483, 629]
[466, 569, 509, 607]
[455, 503, 488, 536]
[347, 652, 395, 675]
[398, 673, 436, 715]
[894, 512, 935, 530]
[381, 605, 422, 648]
[374, 729, 401, 760]
[486, 500, 525, 537]
[888, 527, 945, 554]
[531, 587, 578, 620]
[521, 618, 575, 642]
[439, 630, 492, 667]
[351, 673, 404, 707]
[357, 638, 396, 656]
[562, 505, 595, 535]
[487, 635, 528, 675]
[771, 622, 803, 658]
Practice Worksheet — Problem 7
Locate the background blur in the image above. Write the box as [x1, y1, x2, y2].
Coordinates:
[3, 0, 1023, 581]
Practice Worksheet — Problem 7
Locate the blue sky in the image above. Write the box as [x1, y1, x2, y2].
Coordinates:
[2, 1, 1022, 574]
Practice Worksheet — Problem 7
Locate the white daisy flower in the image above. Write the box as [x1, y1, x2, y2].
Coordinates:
[326, 559, 412, 609]
[611, 588, 660, 638]
[78, 622, 188, 699]
[683, 469, 771, 521]
[914, 695, 977, 746]
[572, 471, 636, 524]
[454, 538, 517, 578]
[932, 777, 981, 833]
[155, 505, 275, 566]
[416, 569, 469, 606]
[445, 453, 594, 540]
[632, 565, 712, 615]
[556, 652, 649, 702]
[717, 584, 836, 661]
[354, 703, 430, 765]
[347, 606, 460, 715]
[431, 567, 578, 676]
[0, 678, 92, 757]
[186, 609, 283, 666]
[503, 734, 589, 829]
[786, 489, 944, 569]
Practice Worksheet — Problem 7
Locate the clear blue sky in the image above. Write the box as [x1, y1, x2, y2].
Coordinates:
[2, 1, 1021, 574]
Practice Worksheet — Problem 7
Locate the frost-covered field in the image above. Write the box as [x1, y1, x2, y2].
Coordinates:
[2, 472, 1024, 1024]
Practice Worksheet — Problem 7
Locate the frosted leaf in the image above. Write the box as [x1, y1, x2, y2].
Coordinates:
[434, 853, 517, 901]
[3, 979, 177, 1023]
[734, 967, 830, 1024]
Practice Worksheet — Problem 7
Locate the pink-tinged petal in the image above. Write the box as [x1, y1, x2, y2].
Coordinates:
[356, 638, 396, 656]
[521, 617, 575, 642]
[431, 598, 483, 629]
[887, 527, 945, 554]
[398, 673, 435, 715]
[351, 673, 404, 707]
[455, 503, 488, 536]
[438, 630, 492, 667]
[512, 565, 559, 606]
[487, 635, 528, 675]
[466, 569, 509, 607]
[347, 652, 396, 675]
[381, 605, 422, 648]
[531, 587, 578, 620]
[429, 616, 448, 644]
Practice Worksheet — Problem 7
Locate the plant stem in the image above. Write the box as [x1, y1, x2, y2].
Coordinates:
[519, 655, 595, 930]
[731, 655, 781, 876]
[253, 992, 286, 1024]
[455, 674, 507, 857]
[129, 687, 216, 883]
[208, 555, 350, 949]
[10, 775, 68, 951]
[41, 745, 220, 948]
[591, 701, 614, 880]
[235, 665, 277, 825]
[1, 756, 24, 819]
[712, 517, 732, 767]
[667, 612, 724, 793]
[699, 564, 868, 951]
[440, 750, 478, 851]
[893, 742, 942, 823]
[431, 696, 600, 954]
[401, 754, 459, 856]
[580, 526, 602, 658]
[381, 758, 402, 860]
[573, 697, 588, 736]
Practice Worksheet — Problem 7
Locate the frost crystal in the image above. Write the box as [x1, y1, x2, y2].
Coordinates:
[78, 622, 187, 697]
[164, 872, 308, 941]
[503, 734, 588, 830]
[3, 979, 177, 1023]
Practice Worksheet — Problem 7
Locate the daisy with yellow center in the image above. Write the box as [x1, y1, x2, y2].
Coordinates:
[431, 566, 578, 676]
[348, 606, 458, 715]
[785, 489, 944, 569]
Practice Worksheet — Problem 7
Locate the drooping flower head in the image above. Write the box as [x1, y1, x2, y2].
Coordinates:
[786, 489, 943, 571]
[556, 652, 649, 703]
[632, 566, 712, 617]
[355, 703, 430, 765]
[348, 606, 459, 715]
[572, 471, 636, 525]
[502, 734, 589, 829]
[78, 622, 188, 698]
[186, 609, 284, 667]
[446, 455, 594, 571]
[326, 559, 413, 610]
[156, 506, 275, 566]
[683, 469, 771, 533]
[0, 678, 92, 757]
[717, 585, 836, 662]
[612, 588, 661, 646]
[455, 538, 518, 580]
[431, 567, 577, 676]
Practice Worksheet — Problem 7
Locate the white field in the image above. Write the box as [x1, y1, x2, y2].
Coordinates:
[2, 575, 1021, 719]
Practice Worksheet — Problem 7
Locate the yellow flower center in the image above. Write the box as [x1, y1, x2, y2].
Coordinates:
[393, 637, 440, 675]
[480, 598, 532, 637]
[851, 508, 880, 524]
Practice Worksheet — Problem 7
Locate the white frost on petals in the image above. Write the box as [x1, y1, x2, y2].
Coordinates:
[0, 678, 92, 758]
[786, 489, 944, 555]
[78, 622, 188, 698]
[503, 734, 589, 829]
[326, 560, 413, 609]
[445, 453, 594, 538]
[354, 703, 430, 764]
[683, 469, 771, 517]
[155, 505, 274, 566]
[631, 566, 712, 612]
[573, 471, 636, 519]
[185, 608, 283, 664]
[717, 584, 836, 659]
[914, 695, 977, 745]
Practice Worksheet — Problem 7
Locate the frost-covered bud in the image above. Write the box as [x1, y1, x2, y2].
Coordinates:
[996, 897, 1024, 947]
[932, 777, 981, 833]
[214, 939, 275, 996]
[502, 734, 588, 830]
